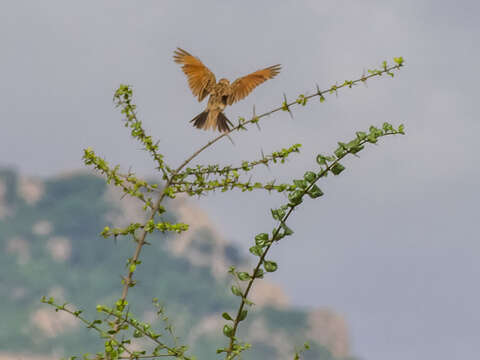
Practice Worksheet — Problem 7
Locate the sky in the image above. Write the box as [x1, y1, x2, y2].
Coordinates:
[1, 1, 479, 359]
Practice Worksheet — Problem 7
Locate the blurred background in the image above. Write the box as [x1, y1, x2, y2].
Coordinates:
[1, 1, 479, 360]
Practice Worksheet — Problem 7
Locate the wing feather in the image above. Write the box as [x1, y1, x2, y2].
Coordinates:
[173, 48, 216, 101]
[227, 64, 281, 105]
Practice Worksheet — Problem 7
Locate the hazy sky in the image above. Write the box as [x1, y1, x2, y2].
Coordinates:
[1, 1, 479, 359]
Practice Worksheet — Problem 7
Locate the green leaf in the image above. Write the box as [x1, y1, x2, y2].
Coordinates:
[272, 231, 286, 241]
[367, 134, 378, 143]
[249, 245, 263, 257]
[398, 124, 405, 134]
[288, 190, 303, 205]
[304, 171, 316, 183]
[334, 147, 346, 158]
[231, 285, 243, 297]
[346, 139, 359, 149]
[254, 268, 264, 279]
[393, 56, 404, 65]
[222, 312, 233, 321]
[293, 179, 308, 189]
[271, 208, 281, 220]
[356, 131, 367, 140]
[307, 185, 324, 198]
[382, 122, 393, 132]
[238, 309, 248, 321]
[349, 144, 365, 154]
[281, 222, 294, 236]
[237, 272, 251, 281]
[316, 154, 327, 165]
[337, 141, 347, 149]
[223, 324, 234, 337]
[264, 260, 278, 272]
[254, 233, 269, 245]
[331, 163, 345, 175]
[271, 207, 287, 220]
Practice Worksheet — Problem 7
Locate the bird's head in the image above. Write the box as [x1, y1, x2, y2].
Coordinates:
[218, 78, 230, 86]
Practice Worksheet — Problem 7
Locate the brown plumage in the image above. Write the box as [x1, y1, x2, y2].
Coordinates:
[173, 48, 281, 132]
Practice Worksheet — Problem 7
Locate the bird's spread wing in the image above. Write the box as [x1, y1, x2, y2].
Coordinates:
[173, 48, 216, 102]
[227, 64, 281, 105]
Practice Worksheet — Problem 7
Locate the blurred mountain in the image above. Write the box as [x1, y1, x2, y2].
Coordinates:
[0, 168, 353, 360]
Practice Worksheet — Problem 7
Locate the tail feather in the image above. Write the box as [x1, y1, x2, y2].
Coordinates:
[190, 111, 208, 130]
[190, 111, 231, 132]
[216, 112, 231, 132]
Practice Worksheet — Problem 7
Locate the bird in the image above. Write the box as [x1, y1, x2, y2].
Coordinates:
[173, 48, 281, 132]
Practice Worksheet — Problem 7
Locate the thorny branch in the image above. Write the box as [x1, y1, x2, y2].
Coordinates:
[43, 58, 404, 360]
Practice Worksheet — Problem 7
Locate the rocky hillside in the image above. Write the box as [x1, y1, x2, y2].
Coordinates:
[0, 168, 352, 360]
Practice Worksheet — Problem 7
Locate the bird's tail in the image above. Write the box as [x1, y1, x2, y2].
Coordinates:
[190, 111, 231, 132]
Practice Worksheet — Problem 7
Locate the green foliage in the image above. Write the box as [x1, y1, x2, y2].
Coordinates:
[29, 57, 406, 360]
[222, 122, 405, 357]
[113, 85, 172, 179]
[170, 144, 302, 196]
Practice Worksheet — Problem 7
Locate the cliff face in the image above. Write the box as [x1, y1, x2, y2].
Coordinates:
[0, 168, 351, 360]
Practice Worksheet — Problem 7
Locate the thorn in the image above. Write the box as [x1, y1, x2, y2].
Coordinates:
[361, 69, 368, 87]
[226, 133, 235, 146]
[252, 104, 261, 131]
[283, 93, 294, 119]
[226, 118, 235, 128]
